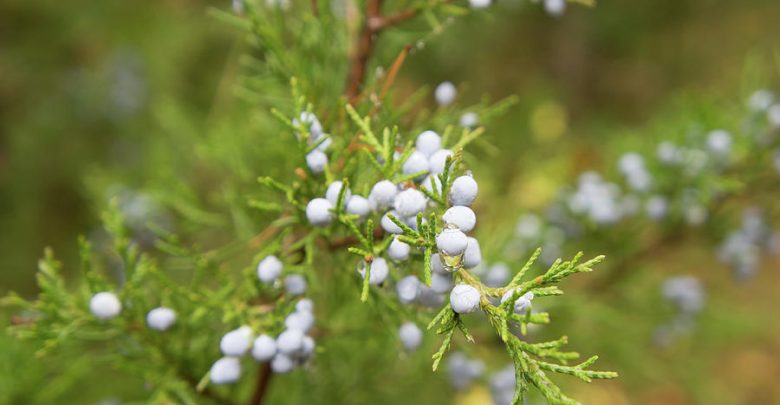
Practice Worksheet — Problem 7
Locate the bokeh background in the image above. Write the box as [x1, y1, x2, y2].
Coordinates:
[2, 0, 780, 404]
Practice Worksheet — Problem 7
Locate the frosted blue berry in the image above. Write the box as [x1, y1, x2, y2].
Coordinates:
[428, 149, 454, 175]
[657, 141, 681, 164]
[251, 334, 277, 362]
[399, 322, 423, 351]
[544, 0, 565, 16]
[396, 275, 421, 304]
[358, 257, 389, 285]
[435, 81, 456, 106]
[325, 181, 351, 206]
[381, 211, 404, 234]
[346, 195, 371, 219]
[295, 298, 313, 313]
[436, 227, 469, 256]
[450, 284, 481, 314]
[484, 263, 510, 288]
[402, 151, 429, 178]
[430, 253, 447, 274]
[459, 112, 478, 128]
[768, 104, 780, 128]
[299, 335, 315, 359]
[421, 175, 442, 195]
[661, 276, 704, 313]
[394, 188, 427, 218]
[306, 198, 333, 226]
[276, 329, 305, 355]
[257, 255, 283, 283]
[416, 130, 442, 158]
[515, 214, 542, 240]
[462, 237, 481, 269]
[89, 292, 122, 320]
[146, 307, 176, 331]
[468, 0, 491, 9]
[220, 326, 253, 356]
[449, 175, 478, 206]
[442, 206, 476, 233]
[210, 357, 241, 385]
[501, 290, 534, 314]
[431, 272, 453, 294]
[447, 352, 485, 389]
[368, 180, 398, 211]
[285, 310, 314, 332]
[271, 353, 295, 374]
[388, 237, 411, 261]
[489, 365, 516, 405]
[707, 129, 732, 156]
[748, 89, 774, 111]
[305, 150, 328, 174]
[294, 112, 323, 139]
[284, 275, 307, 296]
[645, 195, 668, 220]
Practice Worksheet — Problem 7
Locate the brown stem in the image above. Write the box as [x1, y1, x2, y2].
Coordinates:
[248, 363, 273, 405]
[345, 0, 384, 104]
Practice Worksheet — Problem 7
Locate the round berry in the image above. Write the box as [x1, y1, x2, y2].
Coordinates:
[430, 253, 447, 274]
[463, 237, 481, 269]
[299, 336, 315, 359]
[428, 149, 454, 175]
[394, 188, 427, 218]
[431, 272, 453, 294]
[544, 0, 565, 16]
[346, 195, 371, 219]
[284, 275, 307, 296]
[435, 81, 457, 106]
[768, 104, 780, 128]
[501, 290, 535, 314]
[449, 176, 478, 206]
[257, 255, 283, 283]
[421, 175, 442, 195]
[387, 237, 411, 261]
[381, 211, 404, 234]
[484, 263, 510, 288]
[276, 329, 305, 355]
[358, 258, 389, 285]
[295, 298, 313, 313]
[220, 326, 253, 356]
[468, 0, 491, 9]
[369, 180, 398, 211]
[436, 227, 469, 256]
[251, 334, 277, 362]
[294, 112, 323, 139]
[325, 181, 351, 206]
[416, 130, 442, 158]
[210, 357, 241, 385]
[305, 150, 328, 174]
[460, 112, 478, 128]
[271, 353, 295, 374]
[146, 307, 176, 331]
[442, 206, 476, 233]
[284, 310, 314, 332]
[90, 292, 122, 320]
[707, 129, 732, 156]
[402, 151, 429, 178]
[399, 322, 423, 351]
[450, 284, 481, 314]
[396, 275, 421, 304]
[306, 198, 333, 226]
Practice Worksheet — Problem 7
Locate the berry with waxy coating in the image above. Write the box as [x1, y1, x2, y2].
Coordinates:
[501, 290, 534, 314]
[305, 150, 328, 174]
[89, 292, 122, 320]
[431, 272, 453, 294]
[285, 310, 314, 332]
[252, 335, 277, 362]
[442, 206, 476, 233]
[416, 130, 442, 158]
[210, 357, 241, 384]
[399, 322, 423, 351]
[257, 255, 283, 283]
[299, 336, 315, 359]
[449, 175, 478, 206]
[306, 198, 333, 226]
[460, 112, 479, 128]
[402, 151, 429, 178]
[435, 81, 456, 106]
[450, 284, 481, 314]
[544, 0, 565, 16]
[284, 275, 307, 296]
[430, 253, 447, 274]
[368, 180, 397, 210]
[346, 195, 371, 219]
[271, 353, 295, 374]
[358, 257, 389, 285]
[421, 175, 442, 195]
[387, 237, 410, 261]
[325, 181, 351, 206]
[381, 211, 404, 234]
[276, 329, 305, 355]
[220, 326, 253, 356]
[394, 188, 427, 218]
[295, 298, 313, 313]
[396, 275, 421, 304]
[428, 149, 454, 175]
[146, 307, 176, 331]
[463, 237, 482, 268]
[436, 227, 469, 256]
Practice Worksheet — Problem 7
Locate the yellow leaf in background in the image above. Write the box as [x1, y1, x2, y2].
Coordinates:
[455, 384, 492, 405]
[530, 100, 568, 143]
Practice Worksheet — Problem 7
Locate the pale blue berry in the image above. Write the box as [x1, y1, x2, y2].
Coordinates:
[305, 150, 328, 174]
[368, 180, 398, 211]
[394, 188, 427, 218]
[299, 336, 315, 359]
[284, 275, 307, 296]
[430, 253, 447, 274]
[306, 198, 333, 226]
[484, 263, 509, 288]
[435, 81, 456, 106]
[442, 206, 476, 233]
[285, 310, 314, 332]
[416, 130, 442, 158]
[358, 258, 389, 285]
[271, 353, 295, 374]
[220, 326, 253, 356]
[431, 272, 453, 294]
[295, 298, 313, 313]
[399, 322, 423, 351]
[146, 307, 176, 331]
[468, 0, 491, 9]
[396, 275, 421, 304]
[90, 292, 122, 320]
[449, 175, 478, 206]
[707, 129, 732, 156]
[325, 181, 351, 206]
[645, 195, 668, 220]
[257, 255, 283, 283]
[428, 149, 453, 175]
[421, 175, 442, 195]
[462, 237, 481, 269]
[544, 0, 565, 16]
[388, 237, 410, 261]
[501, 290, 534, 314]
[381, 210, 404, 234]
[436, 227, 469, 256]
[768, 104, 780, 128]
[450, 284, 480, 314]
[251, 334, 277, 362]
[459, 112, 478, 128]
[402, 151, 429, 178]
[210, 357, 241, 384]
[346, 195, 371, 219]
[276, 329, 305, 355]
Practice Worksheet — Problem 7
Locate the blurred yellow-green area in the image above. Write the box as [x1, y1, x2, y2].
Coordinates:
[2, 0, 780, 404]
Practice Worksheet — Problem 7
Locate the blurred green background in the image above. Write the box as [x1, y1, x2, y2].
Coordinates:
[2, 0, 780, 404]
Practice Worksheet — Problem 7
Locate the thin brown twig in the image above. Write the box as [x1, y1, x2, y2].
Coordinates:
[248, 363, 273, 405]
